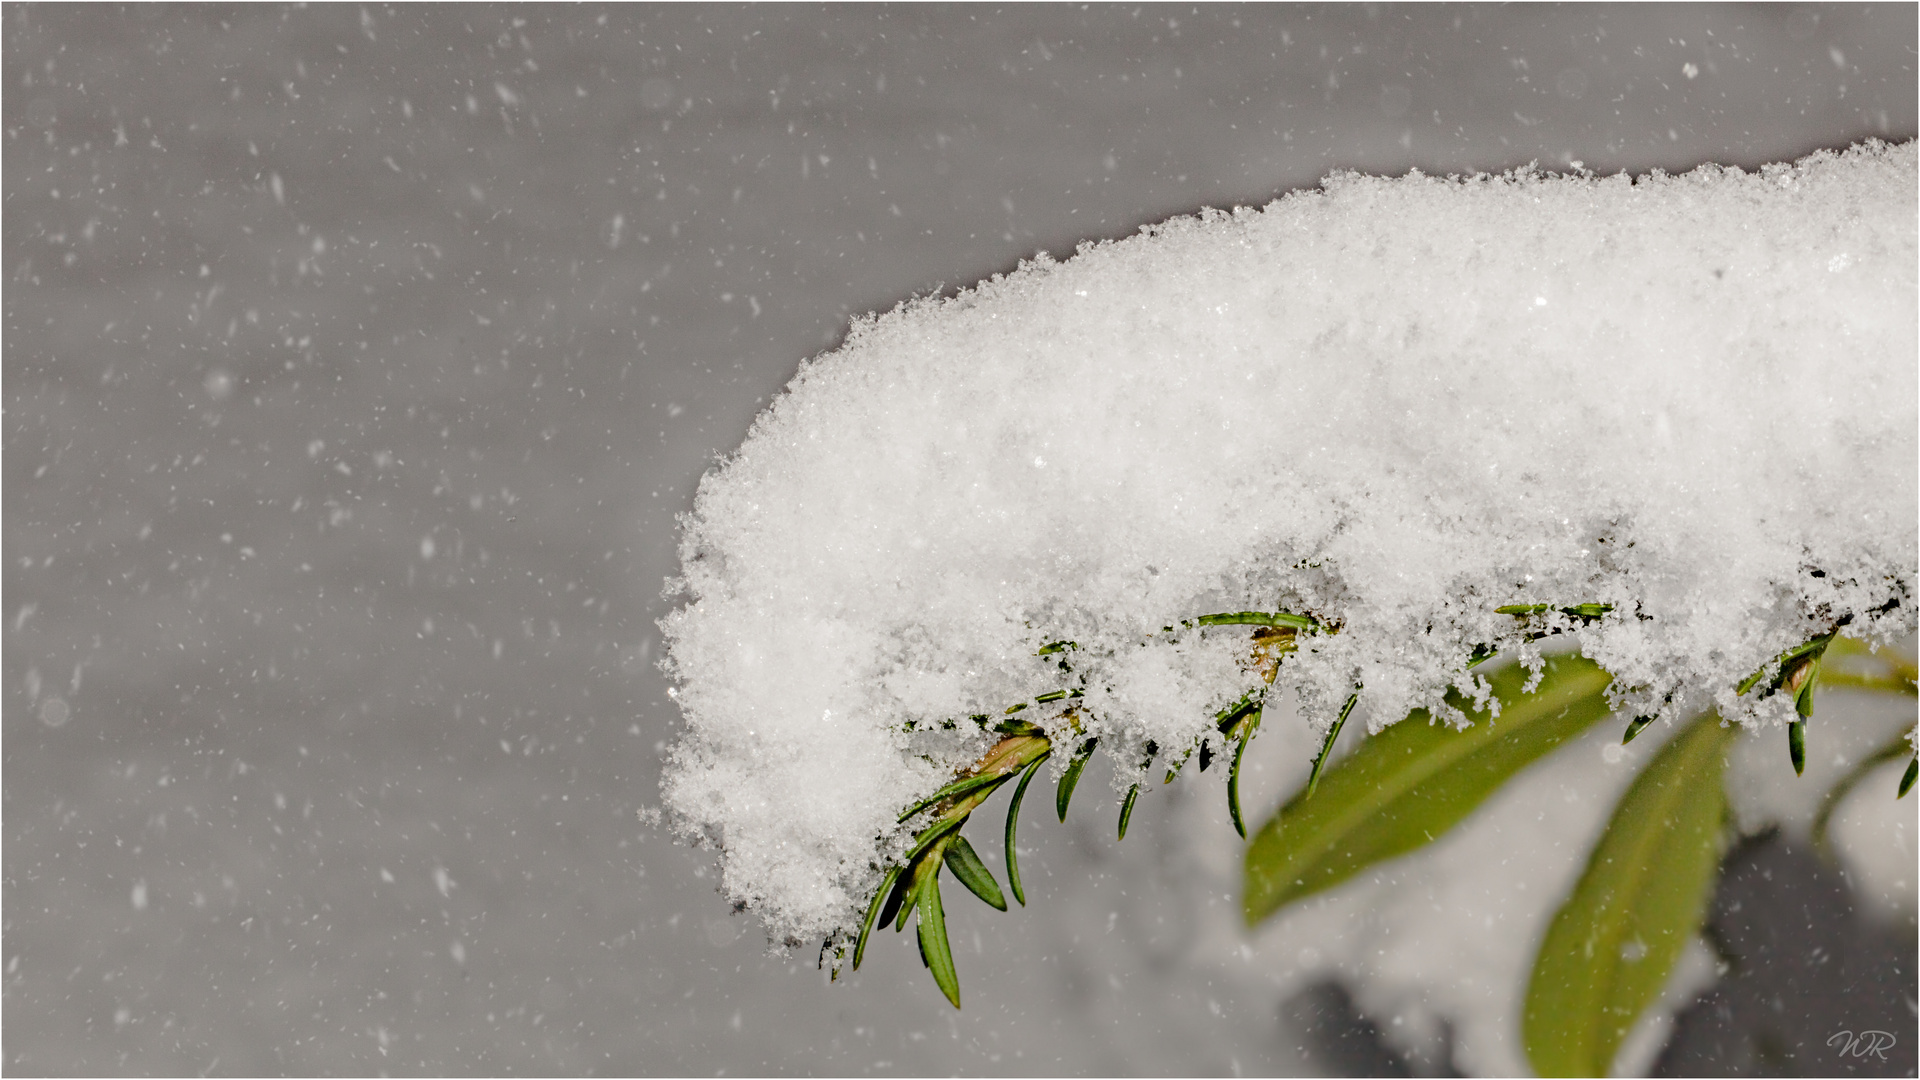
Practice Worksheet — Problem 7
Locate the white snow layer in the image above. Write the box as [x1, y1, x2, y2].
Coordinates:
[662, 141, 1917, 948]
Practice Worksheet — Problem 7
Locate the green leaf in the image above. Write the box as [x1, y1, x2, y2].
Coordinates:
[1817, 668, 1920, 696]
[915, 871, 961, 1008]
[1788, 718, 1807, 776]
[1306, 690, 1360, 798]
[1495, 602, 1612, 620]
[1811, 728, 1915, 853]
[853, 864, 903, 970]
[877, 862, 911, 928]
[1004, 752, 1048, 906]
[1621, 714, 1655, 745]
[1118, 743, 1157, 828]
[1163, 740, 1195, 784]
[1226, 703, 1263, 839]
[897, 770, 1013, 824]
[942, 835, 1007, 911]
[894, 858, 921, 932]
[1217, 689, 1267, 838]
[902, 811, 966, 870]
[1244, 653, 1615, 925]
[1737, 631, 1835, 696]
[1819, 635, 1918, 696]
[1902, 757, 1917, 799]
[1522, 710, 1735, 1077]
[1215, 690, 1264, 734]
[1193, 610, 1321, 631]
[1056, 738, 1097, 821]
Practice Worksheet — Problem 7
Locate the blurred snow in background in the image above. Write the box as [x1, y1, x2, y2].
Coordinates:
[5, 6, 1914, 1075]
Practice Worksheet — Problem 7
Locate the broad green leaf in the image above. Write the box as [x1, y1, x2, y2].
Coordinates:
[1056, 738, 1097, 821]
[915, 870, 961, 1008]
[1817, 668, 1920, 696]
[1819, 635, 1918, 695]
[1811, 728, 1916, 852]
[1004, 752, 1049, 906]
[942, 835, 1007, 911]
[1523, 710, 1735, 1077]
[1243, 654, 1614, 925]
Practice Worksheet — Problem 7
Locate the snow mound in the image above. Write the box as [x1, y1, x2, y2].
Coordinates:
[661, 141, 1917, 947]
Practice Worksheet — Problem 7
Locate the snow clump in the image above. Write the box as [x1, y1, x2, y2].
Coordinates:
[661, 141, 1916, 948]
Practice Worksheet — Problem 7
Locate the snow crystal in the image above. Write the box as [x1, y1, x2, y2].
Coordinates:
[661, 142, 1917, 946]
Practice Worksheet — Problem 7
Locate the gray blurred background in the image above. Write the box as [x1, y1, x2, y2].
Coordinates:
[5, 5, 1915, 1075]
